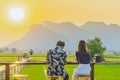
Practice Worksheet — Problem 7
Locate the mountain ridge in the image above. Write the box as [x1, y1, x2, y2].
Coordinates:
[6, 21, 120, 51]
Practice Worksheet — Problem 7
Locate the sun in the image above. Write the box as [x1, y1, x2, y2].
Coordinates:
[9, 7, 25, 21]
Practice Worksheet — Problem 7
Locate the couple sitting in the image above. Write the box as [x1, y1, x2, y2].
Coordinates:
[46, 40, 91, 80]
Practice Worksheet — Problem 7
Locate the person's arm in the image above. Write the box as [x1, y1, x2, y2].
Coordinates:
[64, 52, 67, 64]
[46, 50, 51, 63]
[76, 52, 79, 63]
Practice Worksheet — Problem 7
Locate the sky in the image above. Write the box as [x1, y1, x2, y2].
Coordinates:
[0, 0, 120, 47]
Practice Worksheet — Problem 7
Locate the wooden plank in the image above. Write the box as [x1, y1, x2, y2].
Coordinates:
[48, 76, 61, 80]
[0, 65, 5, 71]
[90, 63, 95, 80]
[0, 58, 32, 80]
[5, 64, 10, 80]
[0, 62, 96, 80]
[13, 74, 28, 80]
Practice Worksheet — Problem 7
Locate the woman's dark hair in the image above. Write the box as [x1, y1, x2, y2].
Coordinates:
[78, 40, 89, 55]
[56, 40, 65, 47]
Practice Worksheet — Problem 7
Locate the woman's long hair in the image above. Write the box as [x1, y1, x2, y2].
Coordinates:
[78, 40, 89, 55]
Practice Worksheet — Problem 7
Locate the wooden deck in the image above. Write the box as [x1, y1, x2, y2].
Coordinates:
[0, 61, 95, 80]
[0, 58, 32, 80]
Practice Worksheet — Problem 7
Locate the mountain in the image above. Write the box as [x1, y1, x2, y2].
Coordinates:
[80, 21, 120, 51]
[6, 21, 120, 51]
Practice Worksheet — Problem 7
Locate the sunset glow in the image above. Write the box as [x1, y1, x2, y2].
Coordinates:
[0, 0, 120, 46]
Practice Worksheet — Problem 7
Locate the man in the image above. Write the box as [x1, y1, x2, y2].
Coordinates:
[29, 49, 34, 55]
[46, 41, 69, 80]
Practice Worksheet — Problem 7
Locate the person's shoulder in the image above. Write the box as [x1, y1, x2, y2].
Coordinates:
[76, 51, 79, 53]
[75, 51, 80, 55]
[87, 49, 90, 54]
[76, 51, 81, 54]
[58, 49, 65, 54]
[47, 49, 53, 54]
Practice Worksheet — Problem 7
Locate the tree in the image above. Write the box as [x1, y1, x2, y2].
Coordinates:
[5, 47, 9, 51]
[11, 48, 17, 53]
[87, 37, 106, 61]
[0, 48, 4, 53]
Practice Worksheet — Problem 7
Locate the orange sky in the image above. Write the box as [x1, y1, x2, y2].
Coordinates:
[0, 0, 120, 47]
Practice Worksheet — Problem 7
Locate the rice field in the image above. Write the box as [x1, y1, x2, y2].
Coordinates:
[13, 64, 120, 80]
[0, 53, 120, 80]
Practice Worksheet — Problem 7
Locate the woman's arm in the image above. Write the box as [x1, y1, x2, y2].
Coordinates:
[76, 52, 79, 63]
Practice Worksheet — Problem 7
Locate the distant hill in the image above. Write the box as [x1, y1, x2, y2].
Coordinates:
[6, 21, 120, 51]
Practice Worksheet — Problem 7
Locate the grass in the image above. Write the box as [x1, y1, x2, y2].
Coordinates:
[0, 53, 120, 80]
[0, 53, 47, 62]
[13, 64, 120, 80]
[0, 53, 120, 62]
[0, 57, 17, 62]
[105, 57, 120, 62]
[95, 64, 120, 80]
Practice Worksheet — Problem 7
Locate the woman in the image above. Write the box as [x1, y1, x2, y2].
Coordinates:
[72, 40, 91, 80]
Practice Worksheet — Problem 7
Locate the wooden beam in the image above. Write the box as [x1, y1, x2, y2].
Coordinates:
[1, 62, 95, 80]
[5, 64, 10, 80]
[90, 63, 95, 80]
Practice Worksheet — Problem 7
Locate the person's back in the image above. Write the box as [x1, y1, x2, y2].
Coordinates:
[76, 51, 90, 64]
[72, 40, 91, 80]
[47, 47, 66, 75]
[46, 41, 69, 80]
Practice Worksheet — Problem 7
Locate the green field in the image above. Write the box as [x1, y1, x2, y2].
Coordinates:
[15, 64, 120, 80]
[0, 53, 120, 62]
[0, 53, 120, 80]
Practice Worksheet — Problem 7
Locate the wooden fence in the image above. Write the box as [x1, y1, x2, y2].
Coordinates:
[0, 61, 95, 80]
[0, 58, 32, 80]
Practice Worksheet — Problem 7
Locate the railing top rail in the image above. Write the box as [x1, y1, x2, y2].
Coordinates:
[0, 61, 120, 65]
[0, 55, 75, 57]
[0, 61, 96, 65]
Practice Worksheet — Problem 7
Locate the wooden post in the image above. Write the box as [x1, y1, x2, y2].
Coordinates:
[0, 71, 5, 80]
[90, 63, 95, 80]
[0, 61, 96, 80]
[5, 64, 10, 80]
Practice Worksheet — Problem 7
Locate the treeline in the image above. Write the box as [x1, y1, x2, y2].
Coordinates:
[0, 48, 17, 53]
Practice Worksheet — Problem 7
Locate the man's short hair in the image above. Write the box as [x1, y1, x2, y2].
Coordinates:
[56, 41, 65, 47]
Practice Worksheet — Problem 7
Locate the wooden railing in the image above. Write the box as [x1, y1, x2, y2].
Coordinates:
[0, 61, 95, 80]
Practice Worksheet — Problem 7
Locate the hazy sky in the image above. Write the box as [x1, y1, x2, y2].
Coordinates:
[0, 0, 120, 46]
